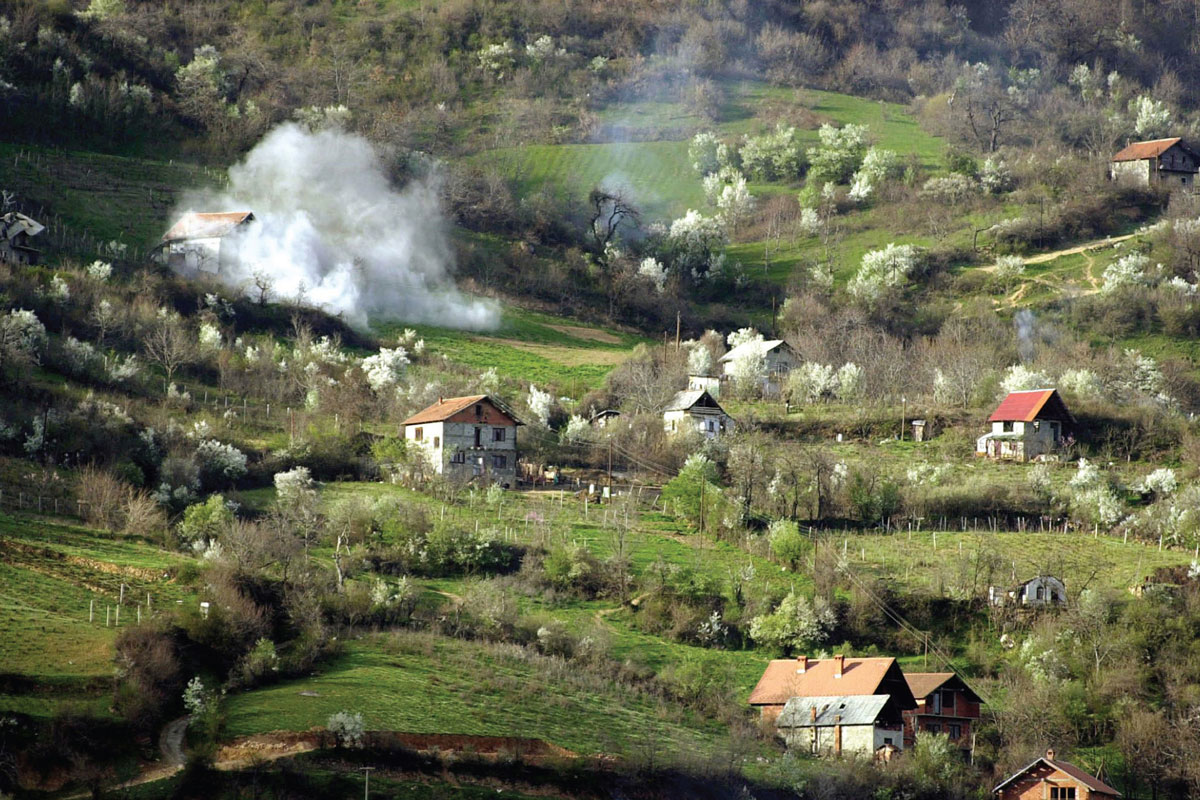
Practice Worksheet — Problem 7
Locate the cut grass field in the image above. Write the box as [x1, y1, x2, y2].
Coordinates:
[222, 633, 732, 757]
[381, 306, 647, 390]
[474, 82, 948, 224]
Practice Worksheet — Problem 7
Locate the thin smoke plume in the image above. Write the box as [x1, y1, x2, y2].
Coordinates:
[176, 123, 497, 330]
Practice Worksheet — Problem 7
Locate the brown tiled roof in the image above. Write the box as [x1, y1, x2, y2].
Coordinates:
[162, 211, 255, 242]
[748, 657, 895, 705]
[401, 395, 522, 426]
[1111, 137, 1182, 162]
[994, 755, 1120, 797]
[905, 672, 954, 700]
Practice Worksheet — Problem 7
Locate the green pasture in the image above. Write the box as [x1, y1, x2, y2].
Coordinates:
[222, 634, 729, 756]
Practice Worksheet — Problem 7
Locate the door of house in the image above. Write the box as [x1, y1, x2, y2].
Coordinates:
[474, 427, 482, 447]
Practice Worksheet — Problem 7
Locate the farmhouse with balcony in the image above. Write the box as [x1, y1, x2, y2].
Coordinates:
[748, 655, 916, 728]
[1110, 137, 1199, 189]
[160, 211, 256, 275]
[662, 389, 734, 438]
[402, 395, 522, 487]
[718, 339, 799, 395]
[902, 672, 983, 752]
[994, 749, 1120, 800]
[0, 211, 45, 266]
[977, 389, 1074, 462]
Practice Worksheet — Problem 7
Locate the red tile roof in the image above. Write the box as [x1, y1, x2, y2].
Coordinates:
[749, 657, 895, 706]
[988, 389, 1074, 423]
[162, 211, 255, 242]
[1111, 137, 1183, 162]
[401, 395, 521, 426]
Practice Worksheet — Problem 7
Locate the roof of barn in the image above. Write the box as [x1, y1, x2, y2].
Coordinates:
[1111, 137, 1187, 162]
[987, 389, 1075, 423]
[162, 211, 255, 242]
[401, 395, 523, 426]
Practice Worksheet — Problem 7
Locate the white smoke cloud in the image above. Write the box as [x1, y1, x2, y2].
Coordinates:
[175, 123, 497, 330]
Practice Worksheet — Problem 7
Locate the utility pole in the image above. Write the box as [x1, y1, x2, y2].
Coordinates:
[360, 766, 374, 800]
[607, 440, 613, 491]
[674, 312, 681, 351]
[699, 478, 705, 536]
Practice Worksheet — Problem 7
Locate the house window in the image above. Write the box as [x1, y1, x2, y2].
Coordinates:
[941, 690, 955, 713]
[883, 736, 893, 746]
[492, 454, 507, 469]
[493, 427, 506, 442]
[474, 427, 482, 447]
[1002, 421, 1014, 432]
[414, 427, 423, 441]
[948, 723, 962, 740]
[930, 693, 942, 714]
[475, 404, 483, 417]
[706, 419, 715, 432]
[433, 436, 441, 448]
[1050, 788, 1076, 800]
[1036, 586, 1045, 600]
[450, 450, 465, 464]
[927, 723, 941, 734]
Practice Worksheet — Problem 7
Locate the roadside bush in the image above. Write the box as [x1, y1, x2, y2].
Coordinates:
[369, 520, 521, 577]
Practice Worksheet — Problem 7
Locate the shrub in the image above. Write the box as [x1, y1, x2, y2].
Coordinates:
[194, 439, 247, 485]
[327, 710, 365, 748]
[77, 466, 129, 531]
[768, 519, 807, 570]
[748, 591, 836, 653]
[178, 495, 234, 546]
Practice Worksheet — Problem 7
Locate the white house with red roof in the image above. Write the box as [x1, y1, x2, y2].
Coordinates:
[160, 211, 256, 275]
[977, 388, 1075, 462]
[401, 395, 523, 486]
[1110, 137, 1199, 188]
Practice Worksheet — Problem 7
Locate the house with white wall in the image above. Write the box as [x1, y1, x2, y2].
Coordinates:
[160, 211, 255, 275]
[662, 389, 733, 438]
[401, 394, 522, 487]
[977, 389, 1074, 462]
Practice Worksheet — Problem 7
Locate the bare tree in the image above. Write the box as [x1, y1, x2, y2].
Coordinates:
[142, 313, 195, 393]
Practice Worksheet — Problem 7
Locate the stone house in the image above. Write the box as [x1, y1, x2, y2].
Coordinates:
[662, 389, 734, 438]
[1110, 137, 1199, 189]
[977, 389, 1074, 462]
[994, 749, 1120, 800]
[0, 211, 45, 266]
[718, 339, 799, 395]
[748, 655, 916, 727]
[989, 575, 1067, 608]
[401, 394, 522, 487]
[902, 672, 983, 752]
[687, 374, 721, 398]
[776, 694, 908, 758]
[160, 211, 255, 275]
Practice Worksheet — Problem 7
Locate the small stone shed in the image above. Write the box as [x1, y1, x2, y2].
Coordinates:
[977, 389, 1074, 462]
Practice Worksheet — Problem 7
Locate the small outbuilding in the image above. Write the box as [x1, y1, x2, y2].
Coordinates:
[776, 694, 908, 757]
[0, 211, 45, 266]
[662, 389, 734, 438]
[1110, 137, 1199, 189]
[994, 749, 1120, 800]
[160, 211, 256, 275]
[977, 388, 1074, 462]
[989, 575, 1067, 608]
[902, 672, 983, 752]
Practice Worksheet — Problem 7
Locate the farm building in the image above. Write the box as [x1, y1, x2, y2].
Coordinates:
[0, 211, 45, 266]
[662, 389, 734, 438]
[588, 409, 621, 428]
[776, 694, 908, 757]
[994, 749, 1120, 800]
[977, 388, 1074, 462]
[1110, 137, 1199, 189]
[990, 575, 1067, 608]
[748, 655, 916, 725]
[160, 211, 256, 275]
[401, 394, 522, 487]
[902, 672, 983, 752]
[718, 339, 799, 395]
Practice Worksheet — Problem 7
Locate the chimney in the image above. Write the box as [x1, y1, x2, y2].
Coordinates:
[1046, 749, 1056, 761]
[833, 654, 845, 678]
[810, 706, 817, 723]
[834, 715, 842, 756]
[796, 655, 808, 673]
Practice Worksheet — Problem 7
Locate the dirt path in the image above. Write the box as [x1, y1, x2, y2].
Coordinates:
[980, 233, 1137, 273]
[160, 716, 189, 766]
[990, 233, 1132, 308]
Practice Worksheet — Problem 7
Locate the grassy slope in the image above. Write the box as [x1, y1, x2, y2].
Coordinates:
[0, 513, 194, 717]
[223, 633, 729, 756]
[380, 306, 649, 391]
